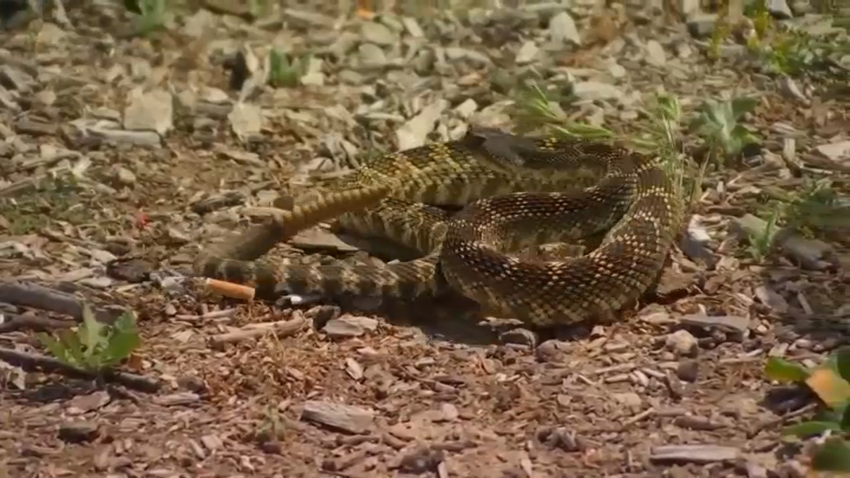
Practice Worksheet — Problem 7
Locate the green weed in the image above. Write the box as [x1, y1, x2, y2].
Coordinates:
[745, 206, 779, 262]
[36, 304, 141, 374]
[268, 50, 311, 88]
[765, 350, 850, 472]
[688, 96, 759, 165]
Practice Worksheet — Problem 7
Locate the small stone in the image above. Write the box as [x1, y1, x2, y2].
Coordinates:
[677, 359, 700, 382]
[572, 81, 622, 101]
[515, 41, 539, 64]
[228, 102, 263, 141]
[607, 62, 626, 78]
[283, 8, 335, 28]
[548, 11, 580, 45]
[438, 403, 459, 422]
[767, 0, 793, 19]
[360, 21, 397, 46]
[111, 166, 136, 186]
[398, 446, 444, 474]
[611, 392, 643, 411]
[680, 0, 700, 16]
[395, 99, 447, 150]
[58, 421, 100, 443]
[123, 88, 173, 135]
[650, 444, 740, 464]
[401, 17, 423, 37]
[536, 339, 571, 362]
[645, 40, 667, 67]
[301, 400, 374, 434]
[91, 128, 162, 146]
[753, 286, 789, 313]
[665, 330, 699, 357]
[0, 65, 36, 93]
[717, 394, 759, 417]
[679, 314, 749, 336]
[153, 392, 200, 406]
[687, 13, 718, 38]
[815, 140, 850, 162]
[322, 315, 379, 339]
[66, 391, 111, 415]
[500, 328, 537, 348]
[358, 43, 388, 69]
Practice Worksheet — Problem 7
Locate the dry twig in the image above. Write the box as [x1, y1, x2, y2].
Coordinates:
[208, 314, 307, 348]
[0, 347, 160, 393]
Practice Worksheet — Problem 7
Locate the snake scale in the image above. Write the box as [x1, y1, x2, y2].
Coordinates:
[193, 128, 683, 326]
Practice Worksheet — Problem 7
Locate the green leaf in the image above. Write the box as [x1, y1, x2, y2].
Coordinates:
[765, 357, 811, 383]
[58, 329, 87, 368]
[79, 304, 106, 363]
[731, 96, 758, 117]
[36, 332, 73, 366]
[782, 420, 843, 438]
[835, 347, 850, 383]
[841, 405, 850, 431]
[100, 313, 141, 366]
[811, 437, 850, 472]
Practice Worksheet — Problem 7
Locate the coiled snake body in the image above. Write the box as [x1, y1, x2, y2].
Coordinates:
[194, 128, 683, 326]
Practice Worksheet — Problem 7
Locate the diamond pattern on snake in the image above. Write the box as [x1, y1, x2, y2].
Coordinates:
[194, 127, 683, 326]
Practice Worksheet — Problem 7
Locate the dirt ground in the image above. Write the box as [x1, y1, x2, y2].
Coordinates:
[0, 1, 848, 477]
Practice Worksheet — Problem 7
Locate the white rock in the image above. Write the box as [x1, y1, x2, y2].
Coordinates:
[665, 330, 699, 357]
[572, 81, 623, 101]
[515, 41, 539, 65]
[123, 88, 173, 135]
[548, 11, 580, 45]
[815, 141, 850, 162]
[645, 40, 667, 67]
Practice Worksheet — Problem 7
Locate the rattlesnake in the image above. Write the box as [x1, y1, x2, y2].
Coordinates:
[193, 128, 683, 326]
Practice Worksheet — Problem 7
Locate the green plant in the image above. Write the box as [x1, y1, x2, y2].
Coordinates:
[36, 304, 141, 373]
[631, 94, 689, 196]
[755, 178, 850, 246]
[689, 96, 759, 165]
[126, 0, 168, 35]
[776, 179, 848, 232]
[268, 50, 311, 88]
[708, 0, 733, 61]
[255, 406, 285, 443]
[740, 0, 849, 79]
[0, 176, 89, 235]
[746, 206, 779, 262]
[512, 87, 701, 212]
[248, 0, 271, 17]
[511, 82, 614, 140]
[765, 349, 850, 472]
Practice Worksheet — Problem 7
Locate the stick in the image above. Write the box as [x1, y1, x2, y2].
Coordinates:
[0, 347, 160, 393]
[0, 313, 75, 333]
[208, 315, 306, 348]
[0, 282, 123, 324]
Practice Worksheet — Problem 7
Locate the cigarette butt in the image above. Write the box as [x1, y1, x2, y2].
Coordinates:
[356, 0, 373, 18]
[205, 278, 255, 301]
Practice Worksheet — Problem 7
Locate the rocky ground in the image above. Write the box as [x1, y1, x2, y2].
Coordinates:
[0, 1, 848, 477]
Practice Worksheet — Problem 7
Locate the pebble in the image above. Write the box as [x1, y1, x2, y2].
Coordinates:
[322, 315, 379, 339]
[515, 41, 540, 64]
[677, 359, 700, 382]
[358, 43, 388, 68]
[301, 400, 375, 434]
[360, 21, 397, 46]
[572, 81, 623, 101]
[666, 330, 699, 357]
[548, 11, 581, 45]
[645, 40, 667, 67]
